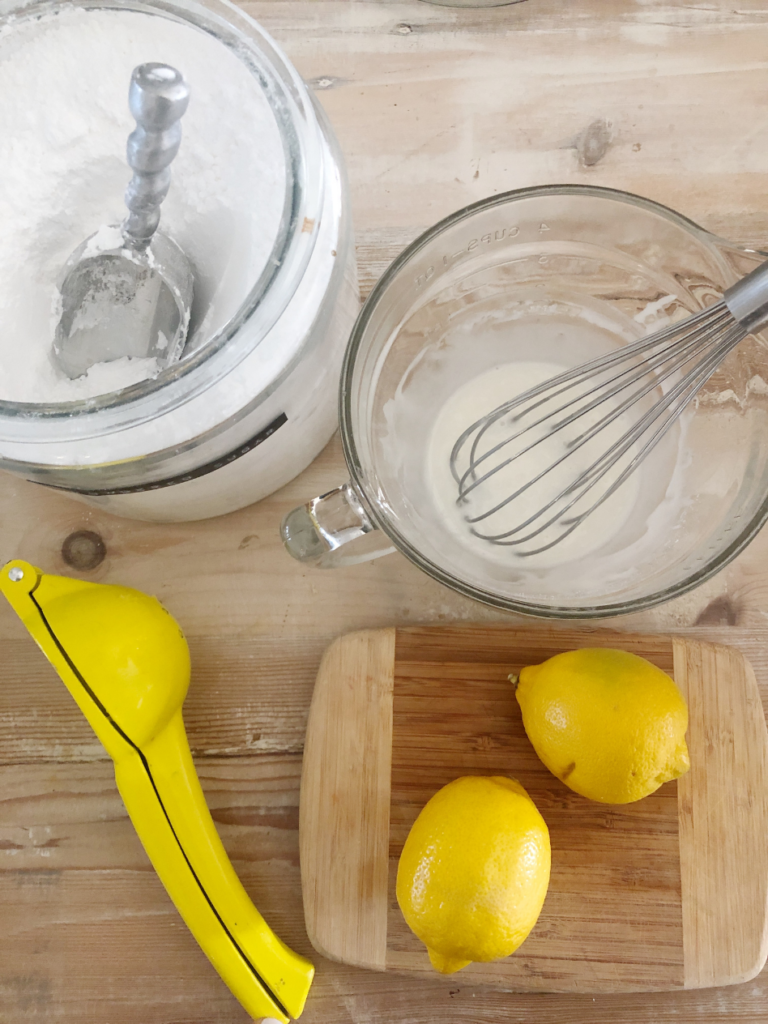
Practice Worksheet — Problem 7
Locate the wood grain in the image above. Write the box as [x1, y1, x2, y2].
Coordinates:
[300, 629, 396, 969]
[0, 626, 766, 1023]
[301, 626, 768, 993]
[0, 634, 323, 764]
[674, 640, 768, 989]
[4, 0, 768, 1021]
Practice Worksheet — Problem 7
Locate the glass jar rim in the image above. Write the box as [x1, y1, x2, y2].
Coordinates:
[339, 182, 768, 617]
[0, 0, 325, 438]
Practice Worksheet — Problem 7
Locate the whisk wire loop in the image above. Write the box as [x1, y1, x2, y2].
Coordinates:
[449, 292, 757, 555]
[457, 303, 729, 515]
[455, 303, 731, 500]
[451, 303, 727, 487]
[469, 322, 748, 555]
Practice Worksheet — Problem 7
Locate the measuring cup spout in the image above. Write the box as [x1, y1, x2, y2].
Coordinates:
[0, 560, 314, 1022]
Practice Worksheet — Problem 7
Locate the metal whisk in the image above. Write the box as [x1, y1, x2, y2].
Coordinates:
[450, 260, 768, 556]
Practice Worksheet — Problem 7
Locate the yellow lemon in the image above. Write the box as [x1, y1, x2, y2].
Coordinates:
[395, 775, 550, 974]
[515, 648, 690, 804]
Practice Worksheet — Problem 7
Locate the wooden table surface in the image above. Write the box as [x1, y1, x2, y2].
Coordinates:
[2, 1, 768, 1021]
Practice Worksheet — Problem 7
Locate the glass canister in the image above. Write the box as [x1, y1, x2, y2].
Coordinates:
[0, 0, 358, 522]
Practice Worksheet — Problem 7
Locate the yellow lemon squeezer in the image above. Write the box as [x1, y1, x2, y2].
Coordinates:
[0, 560, 313, 1022]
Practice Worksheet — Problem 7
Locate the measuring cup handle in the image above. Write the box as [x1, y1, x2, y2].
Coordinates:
[281, 483, 396, 568]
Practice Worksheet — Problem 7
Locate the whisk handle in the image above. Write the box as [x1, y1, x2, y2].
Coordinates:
[724, 260, 768, 334]
[123, 63, 190, 250]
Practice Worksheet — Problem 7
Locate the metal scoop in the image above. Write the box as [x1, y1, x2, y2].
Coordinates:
[52, 63, 194, 380]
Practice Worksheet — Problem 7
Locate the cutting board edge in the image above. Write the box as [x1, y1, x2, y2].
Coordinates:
[380, 957, 692, 994]
[300, 628, 396, 971]
[674, 637, 768, 990]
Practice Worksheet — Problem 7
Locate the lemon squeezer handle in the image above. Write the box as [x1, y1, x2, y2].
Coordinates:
[0, 561, 313, 1019]
[114, 709, 313, 1022]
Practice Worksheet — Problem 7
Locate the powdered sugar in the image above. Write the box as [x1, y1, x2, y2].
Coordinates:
[0, 5, 285, 401]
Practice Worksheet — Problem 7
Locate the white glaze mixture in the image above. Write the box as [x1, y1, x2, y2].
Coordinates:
[0, 6, 285, 401]
[427, 362, 642, 569]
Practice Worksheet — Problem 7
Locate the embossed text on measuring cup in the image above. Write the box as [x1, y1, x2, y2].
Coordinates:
[414, 222, 554, 288]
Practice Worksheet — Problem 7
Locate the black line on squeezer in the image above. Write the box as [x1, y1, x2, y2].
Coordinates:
[29, 592, 291, 1021]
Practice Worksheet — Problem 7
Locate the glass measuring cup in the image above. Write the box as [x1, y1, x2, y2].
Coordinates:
[282, 185, 768, 618]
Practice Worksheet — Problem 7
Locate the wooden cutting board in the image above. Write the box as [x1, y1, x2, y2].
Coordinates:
[299, 626, 768, 993]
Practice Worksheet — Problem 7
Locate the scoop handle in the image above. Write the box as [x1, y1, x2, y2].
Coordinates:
[123, 63, 190, 250]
